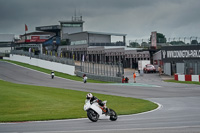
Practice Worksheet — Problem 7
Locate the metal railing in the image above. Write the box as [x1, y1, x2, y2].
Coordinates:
[89, 42, 125, 46]
[10, 50, 123, 82]
[80, 61, 124, 77]
[184, 60, 200, 75]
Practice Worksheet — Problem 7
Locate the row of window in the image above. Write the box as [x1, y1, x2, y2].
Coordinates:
[71, 40, 87, 45]
[61, 24, 82, 27]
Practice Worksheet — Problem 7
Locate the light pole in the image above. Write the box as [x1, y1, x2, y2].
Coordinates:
[184, 37, 186, 44]
[196, 37, 198, 45]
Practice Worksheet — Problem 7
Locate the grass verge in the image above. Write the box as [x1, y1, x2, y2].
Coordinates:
[0, 80, 158, 122]
[164, 79, 200, 85]
[1, 59, 110, 83]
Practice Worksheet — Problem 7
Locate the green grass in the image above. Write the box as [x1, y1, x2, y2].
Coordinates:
[0, 80, 158, 122]
[164, 80, 200, 85]
[1, 59, 110, 83]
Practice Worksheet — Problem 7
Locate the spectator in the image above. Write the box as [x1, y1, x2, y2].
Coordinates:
[122, 76, 125, 83]
[158, 66, 162, 76]
[125, 77, 129, 83]
[133, 72, 136, 83]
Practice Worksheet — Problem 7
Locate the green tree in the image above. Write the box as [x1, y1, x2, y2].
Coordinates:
[141, 42, 149, 48]
[150, 33, 167, 44]
[191, 40, 198, 45]
[129, 42, 140, 48]
[170, 41, 185, 45]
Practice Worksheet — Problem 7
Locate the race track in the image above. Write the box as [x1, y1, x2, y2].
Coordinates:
[0, 61, 200, 133]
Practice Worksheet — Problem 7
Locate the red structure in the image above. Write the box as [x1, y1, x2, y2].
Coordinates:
[17, 32, 55, 44]
[174, 74, 200, 82]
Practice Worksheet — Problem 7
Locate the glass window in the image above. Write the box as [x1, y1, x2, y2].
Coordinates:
[71, 40, 87, 45]
[62, 24, 81, 27]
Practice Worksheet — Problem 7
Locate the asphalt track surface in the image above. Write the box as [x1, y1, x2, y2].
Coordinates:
[0, 61, 200, 133]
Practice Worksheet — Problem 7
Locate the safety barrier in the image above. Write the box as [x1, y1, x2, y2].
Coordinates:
[174, 74, 200, 82]
[4, 54, 75, 76]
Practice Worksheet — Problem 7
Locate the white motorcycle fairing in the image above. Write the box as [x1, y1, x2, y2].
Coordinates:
[84, 100, 109, 119]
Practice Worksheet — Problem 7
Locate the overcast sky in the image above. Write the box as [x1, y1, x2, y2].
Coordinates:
[0, 0, 200, 43]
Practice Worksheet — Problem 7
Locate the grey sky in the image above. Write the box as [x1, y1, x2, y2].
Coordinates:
[0, 0, 200, 43]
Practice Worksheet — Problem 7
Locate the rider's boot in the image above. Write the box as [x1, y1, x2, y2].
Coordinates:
[107, 108, 110, 114]
[104, 108, 110, 115]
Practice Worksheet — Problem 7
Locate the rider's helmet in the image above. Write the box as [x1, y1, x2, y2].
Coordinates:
[86, 93, 93, 99]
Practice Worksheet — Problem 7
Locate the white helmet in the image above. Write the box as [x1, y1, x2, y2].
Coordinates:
[86, 93, 93, 99]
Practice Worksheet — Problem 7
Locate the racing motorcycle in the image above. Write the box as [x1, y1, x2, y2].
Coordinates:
[84, 99, 117, 122]
[51, 71, 55, 79]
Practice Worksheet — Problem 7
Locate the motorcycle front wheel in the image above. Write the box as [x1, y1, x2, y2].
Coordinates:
[109, 109, 117, 121]
[87, 109, 99, 122]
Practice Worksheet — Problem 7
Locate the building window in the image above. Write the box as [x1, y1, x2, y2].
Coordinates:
[62, 24, 81, 27]
[71, 40, 87, 45]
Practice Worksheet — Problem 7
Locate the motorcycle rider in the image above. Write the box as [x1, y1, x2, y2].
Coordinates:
[86, 93, 109, 114]
[51, 71, 55, 79]
[83, 74, 87, 83]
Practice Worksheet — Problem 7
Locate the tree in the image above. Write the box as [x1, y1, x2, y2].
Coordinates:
[191, 40, 198, 45]
[141, 42, 149, 48]
[170, 41, 185, 45]
[129, 42, 140, 48]
[150, 32, 167, 44]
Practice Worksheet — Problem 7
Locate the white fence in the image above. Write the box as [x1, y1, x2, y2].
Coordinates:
[4, 54, 75, 75]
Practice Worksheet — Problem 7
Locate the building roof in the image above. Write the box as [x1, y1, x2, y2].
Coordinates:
[87, 46, 144, 51]
[20, 32, 55, 37]
[124, 47, 143, 50]
[86, 31, 126, 36]
[70, 31, 126, 36]
[88, 46, 125, 49]
[35, 25, 61, 32]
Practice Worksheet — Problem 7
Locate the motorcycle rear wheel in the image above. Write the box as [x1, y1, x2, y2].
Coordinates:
[87, 109, 99, 122]
[109, 109, 117, 121]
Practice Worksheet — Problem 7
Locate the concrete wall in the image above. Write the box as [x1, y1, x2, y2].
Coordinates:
[69, 32, 111, 44]
[69, 32, 88, 41]
[89, 34, 111, 43]
[4, 54, 75, 75]
[62, 27, 82, 35]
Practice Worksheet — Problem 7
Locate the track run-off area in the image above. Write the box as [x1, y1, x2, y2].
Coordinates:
[0, 61, 200, 133]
